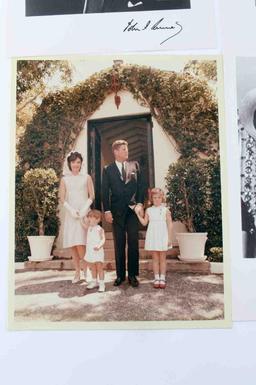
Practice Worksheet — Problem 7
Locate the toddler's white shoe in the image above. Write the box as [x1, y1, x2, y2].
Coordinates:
[87, 280, 98, 289]
[98, 281, 105, 292]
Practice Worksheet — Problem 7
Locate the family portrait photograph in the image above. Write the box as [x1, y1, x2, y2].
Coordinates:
[11, 54, 229, 329]
[25, 0, 191, 16]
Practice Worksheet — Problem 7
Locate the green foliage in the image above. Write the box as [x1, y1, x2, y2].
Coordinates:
[23, 168, 59, 236]
[16, 60, 74, 165]
[122, 65, 218, 158]
[183, 60, 217, 82]
[15, 168, 59, 261]
[208, 247, 223, 262]
[166, 157, 222, 252]
[204, 157, 223, 251]
[166, 158, 209, 232]
[15, 169, 36, 261]
[17, 60, 73, 103]
[18, 63, 218, 173]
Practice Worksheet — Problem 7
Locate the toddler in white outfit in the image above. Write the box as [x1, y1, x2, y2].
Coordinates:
[82, 209, 106, 292]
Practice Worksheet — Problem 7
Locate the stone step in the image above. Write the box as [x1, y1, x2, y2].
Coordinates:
[103, 248, 179, 261]
[137, 260, 210, 274]
[103, 239, 146, 249]
[23, 258, 210, 274]
[105, 231, 146, 240]
[104, 240, 178, 249]
[53, 247, 180, 261]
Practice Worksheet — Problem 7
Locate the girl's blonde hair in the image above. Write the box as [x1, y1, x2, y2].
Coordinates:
[88, 209, 102, 222]
[148, 188, 166, 205]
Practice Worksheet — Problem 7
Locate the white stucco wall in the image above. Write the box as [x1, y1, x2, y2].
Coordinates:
[58, 90, 185, 249]
[68, 90, 180, 189]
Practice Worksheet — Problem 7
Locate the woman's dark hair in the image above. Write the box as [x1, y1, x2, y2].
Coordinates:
[67, 151, 83, 171]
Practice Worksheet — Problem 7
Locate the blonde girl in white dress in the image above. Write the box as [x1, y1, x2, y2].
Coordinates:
[81, 210, 106, 292]
[137, 188, 173, 289]
[59, 151, 94, 283]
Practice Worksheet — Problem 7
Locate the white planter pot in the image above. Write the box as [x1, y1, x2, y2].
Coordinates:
[210, 262, 223, 274]
[27, 235, 55, 261]
[176, 232, 208, 262]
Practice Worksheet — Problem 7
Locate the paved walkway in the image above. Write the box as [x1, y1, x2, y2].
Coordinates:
[14, 270, 224, 322]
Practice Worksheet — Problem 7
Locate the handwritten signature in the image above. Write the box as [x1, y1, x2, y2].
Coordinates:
[123, 18, 183, 45]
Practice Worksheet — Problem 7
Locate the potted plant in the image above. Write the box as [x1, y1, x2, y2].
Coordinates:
[166, 157, 221, 262]
[208, 247, 223, 274]
[23, 168, 59, 261]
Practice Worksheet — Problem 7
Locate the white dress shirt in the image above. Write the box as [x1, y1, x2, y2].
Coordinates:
[105, 160, 141, 213]
[115, 160, 126, 181]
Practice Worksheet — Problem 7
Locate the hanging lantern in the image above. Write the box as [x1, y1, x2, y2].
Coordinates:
[111, 68, 121, 109]
[114, 94, 121, 109]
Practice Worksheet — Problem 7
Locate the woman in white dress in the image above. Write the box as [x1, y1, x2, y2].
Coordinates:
[59, 151, 94, 283]
[137, 188, 173, 289]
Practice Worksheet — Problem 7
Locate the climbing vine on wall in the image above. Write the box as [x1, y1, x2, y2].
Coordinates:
[18, 63, 218, 176]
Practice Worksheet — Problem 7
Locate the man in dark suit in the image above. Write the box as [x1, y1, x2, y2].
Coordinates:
[101, 0, 191, 12]
[26, 0, 190, 16]
[26, 0, 85, 16]
[102, 140, 146, 287]
[26, 0, 109, 16]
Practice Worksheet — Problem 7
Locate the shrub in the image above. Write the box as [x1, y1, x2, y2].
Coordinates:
[166, 157, 222, 253]
[15, 168, 59, 261]
[208, 247, 223, 262]
[15, 169, 37, 261]
[23, 168, 59, 235]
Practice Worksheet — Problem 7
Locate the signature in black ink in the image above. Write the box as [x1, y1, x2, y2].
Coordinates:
[123, 18, 183, 45]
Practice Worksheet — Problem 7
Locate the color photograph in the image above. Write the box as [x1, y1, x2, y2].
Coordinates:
[11, 55, 229, 328]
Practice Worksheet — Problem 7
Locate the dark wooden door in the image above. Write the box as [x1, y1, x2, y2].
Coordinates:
[88, 114, 155, 213]
[87, 122, 101, 210]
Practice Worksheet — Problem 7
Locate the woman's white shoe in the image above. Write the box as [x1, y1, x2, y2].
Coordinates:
[72, 274, 80, 284]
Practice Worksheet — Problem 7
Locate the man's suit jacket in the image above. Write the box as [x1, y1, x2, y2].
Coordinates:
[26, 0, 86, 16]
[102, 161, 145, 220]
[26, 0, 190, 16]
[101, 0, 190, 13]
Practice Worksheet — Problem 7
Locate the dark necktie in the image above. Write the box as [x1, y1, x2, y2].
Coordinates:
[121, 162, 126, 182]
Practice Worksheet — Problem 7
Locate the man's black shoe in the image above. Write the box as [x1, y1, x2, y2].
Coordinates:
[128, 276, 139, 287]
[113, 277, 125, 286]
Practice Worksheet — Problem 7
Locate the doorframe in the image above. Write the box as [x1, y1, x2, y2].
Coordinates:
[87, 113, 155, 209]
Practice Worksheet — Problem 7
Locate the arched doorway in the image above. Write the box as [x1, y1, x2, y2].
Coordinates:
[87, 113, 155, 211]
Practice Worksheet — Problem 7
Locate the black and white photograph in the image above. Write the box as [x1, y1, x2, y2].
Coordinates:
[25, 0, 191, 16]
[11, 54, 228, 329]
[238, 57, 256, 259]
[8, 0, 216, 56]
